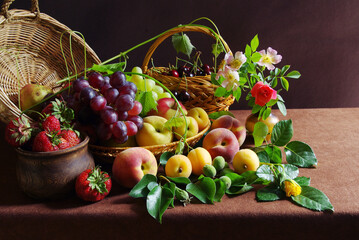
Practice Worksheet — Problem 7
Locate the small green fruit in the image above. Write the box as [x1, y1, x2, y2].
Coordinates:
[212, 156, 226, 171]
[220, 176, 232, 190]
[175, 187, 191, 206]
[224, 162, 229, 168]
[203, 164, 217, 178]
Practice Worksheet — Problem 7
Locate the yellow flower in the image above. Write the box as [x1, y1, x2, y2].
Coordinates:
[283, 179, 302, 197]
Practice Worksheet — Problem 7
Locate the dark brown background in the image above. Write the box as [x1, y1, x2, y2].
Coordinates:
[9, 0, 359, 109]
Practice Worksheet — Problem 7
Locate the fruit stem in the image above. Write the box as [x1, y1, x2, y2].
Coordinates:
[158, 174, 171, 184]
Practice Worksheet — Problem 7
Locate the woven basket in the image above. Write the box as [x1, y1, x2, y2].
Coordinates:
[142, 25, 235, 114]
[89, 123, 210, 163]
[0, 0, 101, 124]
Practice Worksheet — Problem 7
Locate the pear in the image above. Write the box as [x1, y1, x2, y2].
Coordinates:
[20, 83, 53, 111]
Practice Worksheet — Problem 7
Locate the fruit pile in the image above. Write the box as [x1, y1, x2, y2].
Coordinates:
[5, 99, 81, 152]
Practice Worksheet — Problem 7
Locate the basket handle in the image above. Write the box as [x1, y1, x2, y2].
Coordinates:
[1, 0, 40, 19]
[141, 25, 232, 73]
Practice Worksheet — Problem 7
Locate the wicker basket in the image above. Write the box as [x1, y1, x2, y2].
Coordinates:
[0, 0, 101, 124]
[89, 123, 210, 163]
[142, 25, 235, 114]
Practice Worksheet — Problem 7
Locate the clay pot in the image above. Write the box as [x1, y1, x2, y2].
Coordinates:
[15, 136, 95, 199]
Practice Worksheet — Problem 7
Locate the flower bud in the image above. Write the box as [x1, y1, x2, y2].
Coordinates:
[282, 179, 302, 197]
[175, 187, 191, 206]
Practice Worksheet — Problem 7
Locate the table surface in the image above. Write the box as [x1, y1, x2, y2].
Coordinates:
[1, 108, 359, 240]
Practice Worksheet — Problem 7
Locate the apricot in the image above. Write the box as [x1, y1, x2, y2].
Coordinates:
[187, 147, 212, 176]
[165, 155, 192, 178]
[232, 149, 260, 174]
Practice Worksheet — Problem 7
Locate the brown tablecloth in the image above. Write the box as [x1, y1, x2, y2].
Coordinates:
[0, 108, 358, 240]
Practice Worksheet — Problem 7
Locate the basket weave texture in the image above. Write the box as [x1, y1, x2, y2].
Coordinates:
[0, 0, 101, 124]
[142, 25, 235, 114]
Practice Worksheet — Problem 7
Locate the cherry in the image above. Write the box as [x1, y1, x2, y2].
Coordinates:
[170, 69, 179, 77]
[179, 91, 191, 102]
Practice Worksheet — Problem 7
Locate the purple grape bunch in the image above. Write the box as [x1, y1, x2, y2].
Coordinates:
[71, 71, 143, 144]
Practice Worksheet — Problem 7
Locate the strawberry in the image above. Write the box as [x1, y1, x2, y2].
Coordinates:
[5, 116, 33, 147]
[75, 167, 112, 202]
[32, 131, 71, 152]
[60, 129, 80, 147]
[58, 137, 70, 150]
[42, 115, 61, 133]
[41, 98, 75, 124]
[32, 131, 59, 152]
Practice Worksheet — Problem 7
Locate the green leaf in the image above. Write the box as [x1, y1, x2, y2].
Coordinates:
[212, 42, 225, 57]
[146, 185, 174, 223]
[233, 87, 242, 101]
[90, 63, 125, 74]
[266, 99, 278, 107]
[265, 145, 283, 163]
[256, 165, 275, 182]
[167, 176, 191, 185]
[294, 176, 311, 186]
[277, 101, 287, 116]
[256, 185, 285, 201]
[257, 150, 270, 163]
[252, 104, 262, 114]
[280, 164, 299, 179]
[129, 174, 157, 198]
[274, 68, 280, 76]
[164, 117, 184, 130]
[281, 65, 290, 76]
[271, 77, 278, 88]
[251, 52, 262, 62]
[262, 108, 271, 120]
[163, 182, 176, 208]
[286, 70, 301, 79]
[285, 141, 318, 167]
[291, 186, 334, 212]
[172, 33, 195, 58]
[138, 91, 157, 117]
[280, 77, 289, 91]
[241, 170, 261, 184]
[271, 120, 293, 146]
[226, 183, 253, 195]
[250, 35, 259, 52]
[253, 122, 268, 147]
[186, 177, 216, 204]
[245, 44, 252, 58]
[214, 87, 227, 97]
[208, 111, 235, 120]
[225, 172, 245, 186]
[175, 141, 185, 155]
[210, 73, 221, 86]
[147, 182, 159, 191]
[160, 152, 174, 166]
[213, 179, 227, 202]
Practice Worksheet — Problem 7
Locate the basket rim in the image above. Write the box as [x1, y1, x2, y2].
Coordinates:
[89, 122, 211, 152]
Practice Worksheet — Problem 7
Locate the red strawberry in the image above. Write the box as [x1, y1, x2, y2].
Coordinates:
[42, 115, 61, 133]
[5, 116, 32, 147]
[41, 103, 53, 115]
[58, 137, 70, 150]
[60, 129, 80, 147]
[75, 167, 112, 202]
[32, 131, 59, 152]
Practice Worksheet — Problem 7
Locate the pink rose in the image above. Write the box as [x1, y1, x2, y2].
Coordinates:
[251, 82, 277, 106]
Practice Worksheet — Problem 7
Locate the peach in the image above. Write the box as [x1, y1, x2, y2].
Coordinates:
[211, 115, 246, 147]
[187, 107, 210, 131]
[165, 155, 192, 178]
[173, 116, 199, 140]
[112, 147, 158, 188]
[187, 147, 212, 176]
[202, 128, 240, 163]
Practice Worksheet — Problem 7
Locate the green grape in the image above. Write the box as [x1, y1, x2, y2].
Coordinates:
[158, 92, 171, 99]
[151, 91, 158, 101]
[139, 79, 155, 91]
[131, 66, 143, 74]
[130, 75, 144, 87]
[152, 85, 164, 94]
